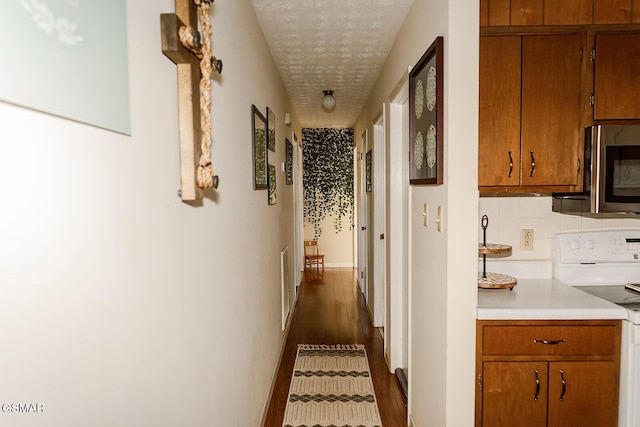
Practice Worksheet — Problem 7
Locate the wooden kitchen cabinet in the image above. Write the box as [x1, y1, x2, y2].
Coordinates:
[479, 36, 521, 188]
[593, 32, 640, 120]
[593, 0, 634, 24]
[479, 34, 582, 193]
[476, 320, 621, 427]
[547, 361, 618, 427]
[482, 361, 548, 426]
[480, 0, 640, 26]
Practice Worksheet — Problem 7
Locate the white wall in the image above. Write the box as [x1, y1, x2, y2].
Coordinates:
[0, 1, 297, 426]
[355, 0, 478, 425]
[479, 196, 640, 260]
[303, 212, 354, 267]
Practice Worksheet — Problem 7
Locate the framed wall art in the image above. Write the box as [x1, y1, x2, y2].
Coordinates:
[0, 1, 131, 134]
[409, 36, 443, 185]
[267, 107, 276, 152]
[285, 138, 293, 185]
[365, 149, 372, 193]
[268, 164, 277, 205]
[252, 105, 268, 189]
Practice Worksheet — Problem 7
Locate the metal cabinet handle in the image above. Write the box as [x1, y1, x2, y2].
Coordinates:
[508, 151, 513, 179]
[559, 370, 566, 402]
[533, 339, 566, 345]
[529, 151, 535, 179]
[534, 370, 540, 401]
[361, 226, 366, 230]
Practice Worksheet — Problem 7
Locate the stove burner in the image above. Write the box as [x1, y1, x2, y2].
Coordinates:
[626, 283, 640, 294]
[616, 302, 640, 311]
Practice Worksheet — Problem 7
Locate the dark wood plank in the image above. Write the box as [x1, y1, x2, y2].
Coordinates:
[263, 268, 408, 426]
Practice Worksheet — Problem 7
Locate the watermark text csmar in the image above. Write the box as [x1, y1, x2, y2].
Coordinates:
[2, 403, 44, 413]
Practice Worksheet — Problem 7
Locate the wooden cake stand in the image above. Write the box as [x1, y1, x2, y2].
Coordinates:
[478, 216, 517, 289]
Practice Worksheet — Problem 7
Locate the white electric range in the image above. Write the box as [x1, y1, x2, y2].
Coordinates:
[555, 230, 640, 427]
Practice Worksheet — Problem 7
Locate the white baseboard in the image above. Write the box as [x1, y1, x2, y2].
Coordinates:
[325, 262, 354, 268]
[259, 288, 300, 426]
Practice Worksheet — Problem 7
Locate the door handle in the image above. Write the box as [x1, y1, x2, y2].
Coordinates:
[533, 339, 566, 345]
[559, 370, 566, 402]
[379, 233, 385, 239]
[508, 151, 513, 179]
[361, 226, 366, 230]
[534, 370, 540, 401]
[529, 151, 535, 179]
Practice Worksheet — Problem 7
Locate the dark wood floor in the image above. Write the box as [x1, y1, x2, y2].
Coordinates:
[263, 267, 408, 426]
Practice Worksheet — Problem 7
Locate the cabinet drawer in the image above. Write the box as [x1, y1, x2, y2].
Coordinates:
[482, 325, 618, 355]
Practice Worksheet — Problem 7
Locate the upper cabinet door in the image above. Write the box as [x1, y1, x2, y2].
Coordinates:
[594, 33, 640, 120]
[594, 0, 633, 23]
[521, 34, 582, 186]
[479, 36, 522, 187]
[544, 0, 593, 25]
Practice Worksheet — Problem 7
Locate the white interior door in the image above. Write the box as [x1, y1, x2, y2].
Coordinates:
[385, 88, 410, 373]
[372, 117, 386, 328]
[293, 134, 304, 288]
[357, 131, 368, 299]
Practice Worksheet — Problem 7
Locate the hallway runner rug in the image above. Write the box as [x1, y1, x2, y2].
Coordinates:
[282, 344, 383, 427]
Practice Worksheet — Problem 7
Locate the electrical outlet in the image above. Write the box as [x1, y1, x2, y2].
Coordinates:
[520, 229, 534, 250]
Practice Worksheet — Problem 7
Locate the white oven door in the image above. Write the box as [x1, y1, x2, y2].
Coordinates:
[620, 321, 640, 427]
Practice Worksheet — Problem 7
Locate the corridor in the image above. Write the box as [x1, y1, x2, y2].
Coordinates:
[263, 268, 408, 426]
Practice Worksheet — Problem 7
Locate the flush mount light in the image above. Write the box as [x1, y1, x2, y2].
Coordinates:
[321, 90, 336, 113]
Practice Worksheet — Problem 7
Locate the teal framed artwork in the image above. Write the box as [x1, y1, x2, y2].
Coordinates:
[0, 0, 131, 134]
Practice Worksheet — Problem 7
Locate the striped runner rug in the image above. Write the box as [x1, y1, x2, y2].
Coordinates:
[282, 344, 383, 427]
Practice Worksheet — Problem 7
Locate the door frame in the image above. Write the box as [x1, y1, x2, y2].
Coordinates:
[385, 76, 410, 373]
[372, 113, 386, 328]
[357, 130, 369, 299]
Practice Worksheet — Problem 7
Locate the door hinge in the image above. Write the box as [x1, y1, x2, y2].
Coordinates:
[590, 48, 596, 63]
[361, 271, 364, 279]
[589, 93, 595, 108]
[477, 374, 483, 391]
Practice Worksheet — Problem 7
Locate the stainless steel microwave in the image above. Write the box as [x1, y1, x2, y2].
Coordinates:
[553, 125, 640, 215]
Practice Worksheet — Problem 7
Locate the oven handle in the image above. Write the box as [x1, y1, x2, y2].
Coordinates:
[533, 339, 566, 345]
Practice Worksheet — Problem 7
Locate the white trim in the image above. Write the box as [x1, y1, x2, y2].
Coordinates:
[385, 77, 410, 374]
[259, 286, 300, 426]
[372, 115, 386, 328]
[324, 262, 355, 268]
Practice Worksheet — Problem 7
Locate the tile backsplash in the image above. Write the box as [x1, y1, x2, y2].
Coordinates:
[479, 196, 640, 260]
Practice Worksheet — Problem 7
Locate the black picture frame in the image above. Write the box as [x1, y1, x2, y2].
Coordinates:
[409, 36, 443, 185]
[252, 105, 268, 189]
[268, 164, 277, 205]
[285, 138, 293, 185]
[365, 149, 372, 193]
[267, 107, 276, 152]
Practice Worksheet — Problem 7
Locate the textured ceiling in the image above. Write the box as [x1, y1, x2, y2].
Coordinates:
[250, 0, 414, 128]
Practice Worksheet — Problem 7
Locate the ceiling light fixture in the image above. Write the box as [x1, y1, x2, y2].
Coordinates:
[321, 90, 336, 113]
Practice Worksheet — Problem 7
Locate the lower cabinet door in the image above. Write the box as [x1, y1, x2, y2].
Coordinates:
[547, 361, 618, 427]
[482, 361, 548, 427]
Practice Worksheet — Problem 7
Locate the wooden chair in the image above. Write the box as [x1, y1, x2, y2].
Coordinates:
[304, 240, 325, 271]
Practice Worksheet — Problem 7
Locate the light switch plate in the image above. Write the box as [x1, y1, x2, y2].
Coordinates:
[423, 203, 428, 227]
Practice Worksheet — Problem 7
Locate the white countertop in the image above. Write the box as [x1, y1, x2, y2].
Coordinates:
[477, 278, 628, 320]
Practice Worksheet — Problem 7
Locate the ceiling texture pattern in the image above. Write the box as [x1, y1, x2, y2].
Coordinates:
[250, 0, 414, 128]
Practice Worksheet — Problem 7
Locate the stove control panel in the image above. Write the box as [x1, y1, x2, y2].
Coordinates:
[557, 230, 640, 264]
[611, 237, 640, 254]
